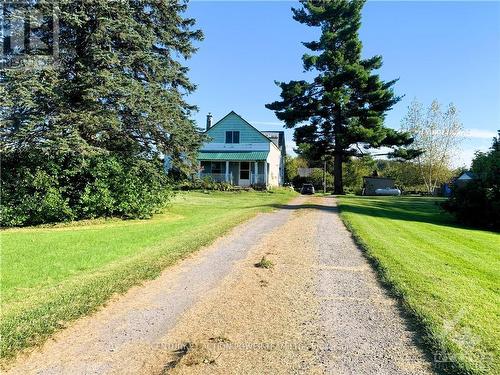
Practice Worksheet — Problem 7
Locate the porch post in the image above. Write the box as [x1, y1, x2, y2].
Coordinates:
[225, 160, 229, 183]
[254, 161, 258, 184]
[198, 161, 202, 178]
[264, 161, 268, 187]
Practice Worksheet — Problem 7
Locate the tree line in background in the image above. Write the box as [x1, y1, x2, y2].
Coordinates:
[286, 98, 464, 195]
[286, 154, 457, 195]
[1, 0, 203, 226]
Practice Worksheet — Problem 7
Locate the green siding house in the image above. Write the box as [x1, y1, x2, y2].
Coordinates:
[198, 111, 285, 187]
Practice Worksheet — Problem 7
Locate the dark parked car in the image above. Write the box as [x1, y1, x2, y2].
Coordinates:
[300, 183, 315, 195]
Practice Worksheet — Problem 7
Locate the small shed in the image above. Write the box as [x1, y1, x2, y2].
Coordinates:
[455, 171, 477, 189]
[363, 176, 396, 196]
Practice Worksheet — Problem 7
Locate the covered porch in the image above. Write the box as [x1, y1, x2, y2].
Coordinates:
[198, 152, 268, 187]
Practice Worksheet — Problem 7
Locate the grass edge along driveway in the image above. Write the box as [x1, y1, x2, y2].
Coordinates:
[0, 189, 297, 363]
[337, 196, 499, 375]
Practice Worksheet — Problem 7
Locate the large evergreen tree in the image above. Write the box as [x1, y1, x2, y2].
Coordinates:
[266, 0, 418, 194]
[1, 0, 203, 225]
[2, 0, 203, 162]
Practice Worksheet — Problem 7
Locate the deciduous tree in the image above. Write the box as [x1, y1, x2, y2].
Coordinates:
[343, 156, 376, 194]
[284, 155, 308, 182]
[401, 99, 463, 194]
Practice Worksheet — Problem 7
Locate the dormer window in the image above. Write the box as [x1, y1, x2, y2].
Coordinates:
[225, 131, 240, 144]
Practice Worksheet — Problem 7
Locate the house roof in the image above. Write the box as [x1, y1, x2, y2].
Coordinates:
[205, 111, 281, 152]
[261, 131, 284, 146]
[198, 151, 269, 161]
[261, 130, 286, 154]
[457, 171, 477, 180]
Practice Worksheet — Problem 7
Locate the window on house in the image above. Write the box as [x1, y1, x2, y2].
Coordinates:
[211, 162, 222, 174]
[240, 162, 250, 180]
[225, 131, 240, 144]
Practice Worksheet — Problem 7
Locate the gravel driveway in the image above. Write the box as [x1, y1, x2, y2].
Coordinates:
[315, 197, 433, 374]
[6, 196, 435, 375]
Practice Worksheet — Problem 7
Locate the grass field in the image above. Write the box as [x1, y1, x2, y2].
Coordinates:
[337, 196, 500, 375]
[0, 189, 296, 361]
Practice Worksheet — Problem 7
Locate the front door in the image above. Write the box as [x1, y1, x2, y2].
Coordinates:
[239, 162, 250, 186]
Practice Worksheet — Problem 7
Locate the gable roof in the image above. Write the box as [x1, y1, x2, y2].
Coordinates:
[261, 130, 286, 154]
[205, 111, 277, 145]
[457, 171, 477, 180]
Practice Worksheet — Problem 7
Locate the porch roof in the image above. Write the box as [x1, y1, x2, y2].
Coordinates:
[198, 151, 268, 161]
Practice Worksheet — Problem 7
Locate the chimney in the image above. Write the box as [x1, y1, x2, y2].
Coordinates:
[206, 113, 213, 131]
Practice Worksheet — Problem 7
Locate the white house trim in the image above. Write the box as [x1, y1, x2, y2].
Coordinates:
[201, 143, 269, 151]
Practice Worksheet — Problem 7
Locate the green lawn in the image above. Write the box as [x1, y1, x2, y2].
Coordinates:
[337, 196, 500, 375]
[0, 189, 296, 361]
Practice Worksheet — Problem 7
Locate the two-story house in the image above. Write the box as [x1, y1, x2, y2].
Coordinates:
[198, 111, 285, 187]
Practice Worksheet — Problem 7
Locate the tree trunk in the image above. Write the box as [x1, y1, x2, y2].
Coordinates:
[333, 152, 343, 194]
[333, 106, 344, 195]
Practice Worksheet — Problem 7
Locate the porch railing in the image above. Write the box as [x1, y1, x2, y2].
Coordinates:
[199, 172, 232, 183]
[199, 172, 266, 186]
[251, 173, 266, 185]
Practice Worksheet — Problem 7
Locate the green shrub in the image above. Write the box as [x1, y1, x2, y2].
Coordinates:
[442, 131, 500, 231]
[1, 150, 172, 227]
[442, 183, 500, 230]
[79, 179, 116, 218]
[255, 256, 274, 269]
[176, 177, 237, 192]
[1, 158, 76, 226]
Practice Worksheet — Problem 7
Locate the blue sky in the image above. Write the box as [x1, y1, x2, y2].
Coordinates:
[184, 1, 500, 167]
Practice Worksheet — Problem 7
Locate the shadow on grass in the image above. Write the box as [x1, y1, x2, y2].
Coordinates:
[254, 195, 493, 233]
[251, 196, 448, 219]
[336, 196, 454, 224]
[297, 196, 468, 374]
[335, 205, 471, 375]
[346, 229, 464, 375]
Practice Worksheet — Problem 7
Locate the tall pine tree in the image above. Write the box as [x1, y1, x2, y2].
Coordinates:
[266, 0, 418, 194]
